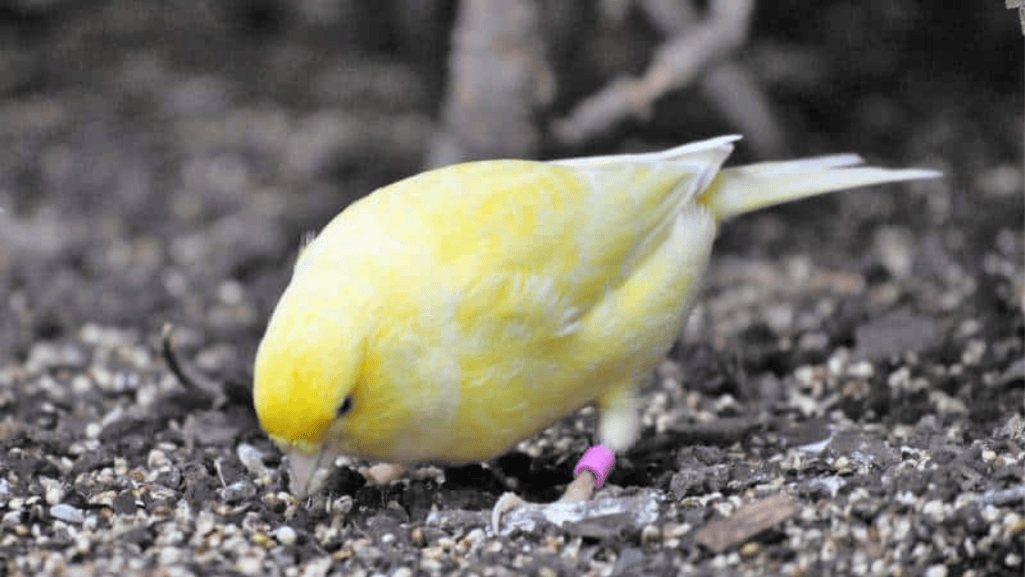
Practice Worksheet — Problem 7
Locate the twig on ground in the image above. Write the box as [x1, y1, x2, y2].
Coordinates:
[161, 323, 223, 405]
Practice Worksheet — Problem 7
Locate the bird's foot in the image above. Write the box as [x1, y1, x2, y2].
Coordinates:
[490, 445, 615, 534]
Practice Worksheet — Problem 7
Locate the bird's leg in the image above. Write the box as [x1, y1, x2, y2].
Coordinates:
[595, 384, 640, 453]
[559, 469, 598, 502]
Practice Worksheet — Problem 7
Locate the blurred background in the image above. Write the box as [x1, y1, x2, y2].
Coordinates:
[0, 0, 1020, 374]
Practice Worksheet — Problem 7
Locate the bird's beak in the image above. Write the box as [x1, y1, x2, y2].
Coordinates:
[284, 447, 332, 498]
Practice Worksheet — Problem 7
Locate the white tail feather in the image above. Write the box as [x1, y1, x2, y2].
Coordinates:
[701, 153, 941, 222]
[555, 135, 940, 223]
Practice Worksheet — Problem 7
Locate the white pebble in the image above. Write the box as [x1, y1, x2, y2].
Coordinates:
[158, 546, 185, 565]
[981, 505, 1001, 523]
[40, 478, 64, 506]
[1004, 512, 1023, 531]
[275, 525, 297, 546]
[85, 422, 102, 439]
[147, 449, 171, 470]
[237, 443, 270, 477]
[236, 556, 264, 575]
[195, 510, 216, 535]
[961, 339, 986, 365]
[49, 504, 85, 524]
[848, 361, 874, 378]
[921, 499, 945, 521]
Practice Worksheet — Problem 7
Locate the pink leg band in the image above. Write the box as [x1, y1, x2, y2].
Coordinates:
[573, 445, 615, 488]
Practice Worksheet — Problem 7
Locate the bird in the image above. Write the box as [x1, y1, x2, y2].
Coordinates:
[252, 134, 938, 521]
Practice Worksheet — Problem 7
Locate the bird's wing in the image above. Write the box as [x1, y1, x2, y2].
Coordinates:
[333, 136, 737, 330]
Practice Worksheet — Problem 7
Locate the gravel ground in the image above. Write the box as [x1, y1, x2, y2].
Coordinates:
[0, 3, 1022, 576]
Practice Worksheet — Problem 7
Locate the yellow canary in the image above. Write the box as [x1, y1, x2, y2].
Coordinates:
[253, 135, 938, 495]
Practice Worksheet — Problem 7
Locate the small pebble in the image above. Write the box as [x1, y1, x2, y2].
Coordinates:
[219, 481, 257, 504]
[274, 525, 297, 546]
[922, 500, 945, 521]
[237, 444, 270, 478]
[41, 478, 63, 506]
[236, 556, 263, 575]
[49, 504, 85, 524]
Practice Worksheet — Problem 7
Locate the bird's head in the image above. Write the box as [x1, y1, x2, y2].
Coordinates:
[252, 282, 370, 497]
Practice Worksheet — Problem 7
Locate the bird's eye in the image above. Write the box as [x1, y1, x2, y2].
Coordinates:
[336, 395, 353, 417]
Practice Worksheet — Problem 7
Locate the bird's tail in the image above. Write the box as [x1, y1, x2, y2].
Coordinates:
[699, 153, 941, 223]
